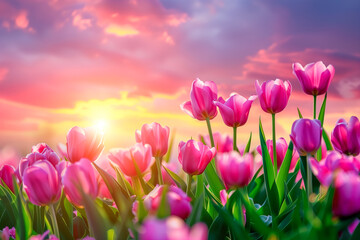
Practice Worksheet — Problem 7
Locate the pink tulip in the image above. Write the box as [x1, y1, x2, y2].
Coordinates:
[256, 138, 299, 171]
[331, 116, 360, 156]
[333, 172, 360, 217]
[0, 165, 15, 192]
[23, 160, 61, 206]
[178, 140, 216, 175]
[214, 93, 257, 127]
[203, 133, 245, 154]
[1, 226, 15, 240]
[108, 143, 153, 177]
[56, 143, 68, 159]
[216, 152, 253, 189]
[180, 78, 218, 121]
[139, 216, 208, 240]
[310, 151, 360, 186]
[135, 122, 170, 158]
[66, 126, 104, 163]
[292, 61, 335, 96]
[94, 155, 116, 199]
[255, 79, 291, 114]
[62, 158, 98, 207]
[143, 185, 192, 219]
[290, 119, 322, 156]
[348, 219, 360, 235]
[19, 144, 60, 178]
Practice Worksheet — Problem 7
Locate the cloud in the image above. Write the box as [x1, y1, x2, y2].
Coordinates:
[104, 24, 139, 37]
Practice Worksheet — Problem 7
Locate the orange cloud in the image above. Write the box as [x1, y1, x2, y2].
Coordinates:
[104, 24, 139, 37]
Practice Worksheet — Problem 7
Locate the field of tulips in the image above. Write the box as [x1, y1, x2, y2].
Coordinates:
[1, 61, 360, 240]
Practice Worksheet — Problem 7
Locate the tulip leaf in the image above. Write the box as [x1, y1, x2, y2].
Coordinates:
[93, 163, 131, 213]
[209, 215, 229, 240]
[186, 192, 204, 226]
[15, 186, 33, 240]
[297, 108, 303, 119]
[163, 166, 187, 191]
[276, 141, 294, 203]
[156, 185, 170, 219]
[259, 118, 279, 214]
[195, 174, 204, 198]
[244, 132, 252, 154]
[203, 159, 224, 198]
[163, 130, 176, 163]
[0, 184, 17, 227]
[317, 92, 327, 126]
[323, 129, 333, 151]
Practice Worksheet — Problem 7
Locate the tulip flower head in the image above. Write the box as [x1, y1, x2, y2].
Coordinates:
[331, 116, 360, 156]
[290, 119, 322, 156]
[66, 126, 104, 163]
[332, 172, 360, 217]
[62, 158, 98, 207]
[135, 122, 170, 158]
[255, 79, 291, 114]
[216, 152, 254, 189]
[143, 185, 192, 219]
[0, 165, 15, 192]
[292, 61, 335, 96]
[180, 78, 218, 121]
[214, 93, 257, 127]
[178, 140, 216, 175]
[23, 160, 61, 206]
[139, 216, 208, 240]
[108, 143, 153, 177]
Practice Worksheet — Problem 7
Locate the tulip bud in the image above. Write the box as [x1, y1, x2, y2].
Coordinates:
[143, 185, 192, 219]
[139, 216, 208, 240]
[178, 140, 216, 175]
[292, 61, 335, 96]
[23, 160, 61, 206]
[333, 172, 360, 217]
[0, 165, 15, 192]
[331, 116, 360, 156]
[216, 152, 253, 189]
[290, 118, 322, 156]
[135, 122, 170, 158]
[255, 79, 291, 114]
[214, 93, 257, 127]
[66, 126, 104, 163]
[180, 78, 218, 121]
[108, 143, 153, 178]
[62, 158, 98, 207]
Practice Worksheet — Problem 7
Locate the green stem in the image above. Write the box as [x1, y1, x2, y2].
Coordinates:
[313, 95, 317, 119]
[272, 113, 277, 176]
[307, 154, 313, 199]
[206, 117, 215, 148]
[49, 205, 60, 238]
[186, 175, 192, 195]
[155, 156, 164, 185]
[233, 126, 238, 151]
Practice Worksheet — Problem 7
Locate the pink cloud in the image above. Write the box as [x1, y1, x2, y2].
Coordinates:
[15, 10, 29, 29]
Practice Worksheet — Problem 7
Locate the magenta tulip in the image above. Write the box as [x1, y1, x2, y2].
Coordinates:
[256, 138, 299, 171]
[108, 143, 153, 177]
[23, 160, 61, 206]
[290, 119, 322, 156]
[62, 158, 98, 207]
[143, 185, 192, 219]
[135, 122, 170, 158]
[1, 226, 15, 240]
[0, 165, 15, 192]
[29, 230, 58, 240]
[216, 152, 253, 189]
[310, 151, 360, 186]
[178, 140, 216, 175]
[19, 144, 60, 178]
[333, 172, 360, 217]
[331, 116, 360, 156]
[139, 216, 208, 240]
[66, 126, 104, 163]
[180, 78, 218, 121]
[203, 133, 232, 153]
[292, 61, 335, 96]
[214, 93, 257, 127]
[255, 79, 291, 114]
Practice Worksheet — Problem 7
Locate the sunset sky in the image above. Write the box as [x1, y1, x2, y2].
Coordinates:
[0, 0, 359, 158]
